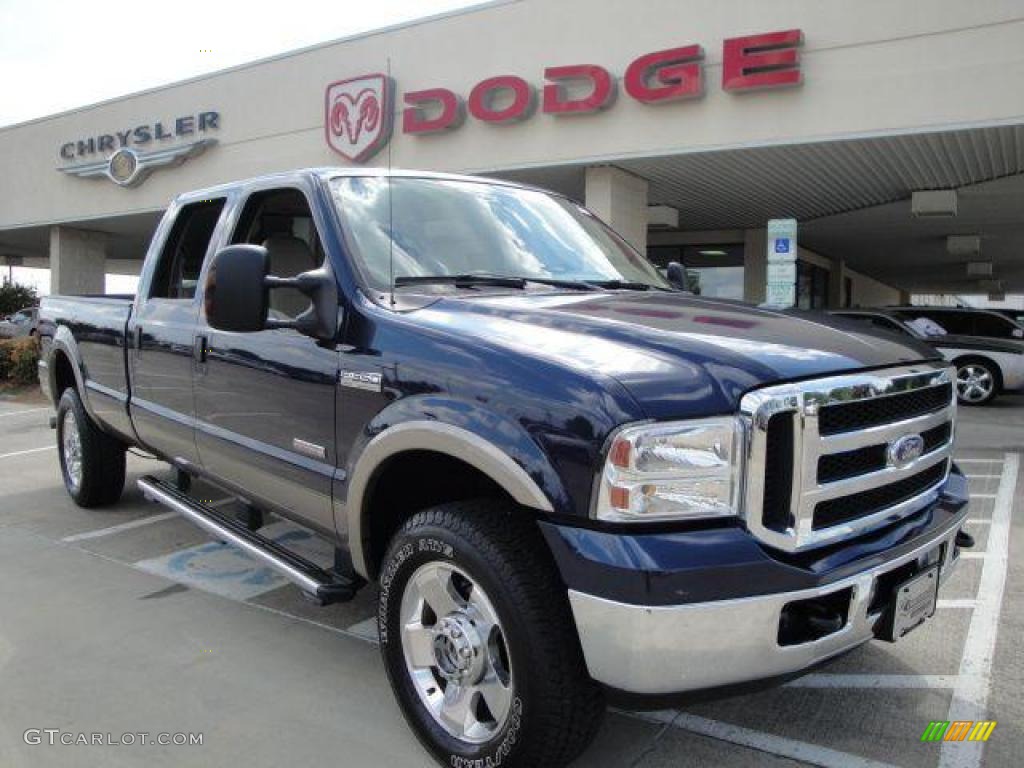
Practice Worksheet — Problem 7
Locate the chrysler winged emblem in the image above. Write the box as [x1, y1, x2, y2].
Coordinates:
[325, 74, 393, 163]
[58, 138, 217, 188]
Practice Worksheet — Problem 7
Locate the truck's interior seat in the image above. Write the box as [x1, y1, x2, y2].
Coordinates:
[262, 235, 316, 318]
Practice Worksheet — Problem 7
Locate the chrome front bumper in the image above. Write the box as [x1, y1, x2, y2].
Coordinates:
[568, 522, 963, 695]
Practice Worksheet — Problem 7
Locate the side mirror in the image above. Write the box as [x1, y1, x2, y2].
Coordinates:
[204, 245, 270, 333]
[666, 261, 687, 291]
[204, 244, 339, 342]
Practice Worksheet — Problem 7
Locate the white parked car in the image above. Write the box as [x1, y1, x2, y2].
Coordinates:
[0, 306, 39, 339]
[832, 309, 1024, 406]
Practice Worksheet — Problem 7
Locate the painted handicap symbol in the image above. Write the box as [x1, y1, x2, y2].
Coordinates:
[167, 529, 314, 587]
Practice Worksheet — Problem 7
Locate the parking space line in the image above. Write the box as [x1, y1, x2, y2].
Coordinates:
[0, 446, 54, 460]
[61, 512, 179, 543]
[965, 474, 1001, 480]
[956, 458, 1004, 465]
[966, 519, 991, 525]
[786, 674, 958, 689]
[939, 452, 1018, 768]
[969, 493, 997, 500]
[0, 407, 50, 419]
[628, 710, 898, 768]
[247, 602, 378, 646]
[346, 617, 379, 641]
[938, 599, 979, 609]
[958, 552, 987, 560]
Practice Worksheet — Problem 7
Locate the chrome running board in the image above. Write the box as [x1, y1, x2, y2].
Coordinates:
[138, 475, 359, 605]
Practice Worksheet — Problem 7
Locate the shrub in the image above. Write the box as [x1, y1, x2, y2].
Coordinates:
[0, 337, 40, 388]
[0, 282, 39, 317]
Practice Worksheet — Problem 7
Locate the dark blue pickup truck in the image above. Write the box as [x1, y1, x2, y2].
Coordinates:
[38, 169, 970, 767]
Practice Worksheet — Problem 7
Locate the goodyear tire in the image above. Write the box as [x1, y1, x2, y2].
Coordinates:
[56, 388, 126, 507]
[378, 499, 605, 768]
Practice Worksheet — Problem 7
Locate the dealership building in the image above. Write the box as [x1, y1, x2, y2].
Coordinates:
[1, 0, 1023, 307]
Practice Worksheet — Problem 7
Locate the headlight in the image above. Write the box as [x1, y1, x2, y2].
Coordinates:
[593, 417, 744, 522]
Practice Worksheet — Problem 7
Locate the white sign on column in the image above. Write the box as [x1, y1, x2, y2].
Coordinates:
[765, 218, 797, 308]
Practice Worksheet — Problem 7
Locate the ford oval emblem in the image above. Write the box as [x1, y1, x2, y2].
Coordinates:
[889, 434, 925, 468]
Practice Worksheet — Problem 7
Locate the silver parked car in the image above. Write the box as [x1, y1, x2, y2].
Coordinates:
[0, 306, 39, 339]
[832, 308, 1024, 405]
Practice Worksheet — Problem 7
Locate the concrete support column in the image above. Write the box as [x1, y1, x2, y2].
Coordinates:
[584, 166, 649, 253]
[50, 226, 107, 295]
[828, 257, 846, 308]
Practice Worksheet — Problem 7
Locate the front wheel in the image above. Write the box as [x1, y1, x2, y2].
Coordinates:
[378, 500, 605, 768]
[955, 360, 999, 406]
[56, 388, 126, 507]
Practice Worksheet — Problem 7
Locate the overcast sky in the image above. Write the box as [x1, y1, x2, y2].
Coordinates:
[1, 0, 481, 294]
[0, 0, 482, 128]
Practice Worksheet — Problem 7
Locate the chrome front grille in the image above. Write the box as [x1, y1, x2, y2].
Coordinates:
[740, 363, 956, 552]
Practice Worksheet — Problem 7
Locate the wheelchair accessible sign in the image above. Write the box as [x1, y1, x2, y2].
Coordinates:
[765, 218, 797, 308]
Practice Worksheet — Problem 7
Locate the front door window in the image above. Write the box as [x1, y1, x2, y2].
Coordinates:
[647, 244, 745, 300]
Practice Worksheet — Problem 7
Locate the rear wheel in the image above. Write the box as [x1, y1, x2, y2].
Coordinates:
[56, 388, 126, 507]
[955, 359, 999, 405]
[378, 499, 605, 768]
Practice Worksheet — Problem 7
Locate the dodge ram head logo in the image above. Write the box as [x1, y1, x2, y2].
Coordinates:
[325, 74, 393, 163]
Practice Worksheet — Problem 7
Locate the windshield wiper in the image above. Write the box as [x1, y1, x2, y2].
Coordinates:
[585, 279, 658, 291]
[394, 274, 658, 292]
[394, 274, 527, 289]
[394, 274, 605, 292]
[514, 277, 602, 291]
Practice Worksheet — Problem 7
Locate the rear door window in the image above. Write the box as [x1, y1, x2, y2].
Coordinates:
[972, 313, 1021, 339]
[150, 199, 226, 300]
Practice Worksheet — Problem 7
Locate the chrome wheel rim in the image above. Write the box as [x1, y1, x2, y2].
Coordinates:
[957, 364, 994, 403]
[400, 562, 513, 744]
[61, 408, 83, 491]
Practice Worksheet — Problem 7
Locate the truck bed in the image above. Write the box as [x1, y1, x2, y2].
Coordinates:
[39, 294, 135, 442]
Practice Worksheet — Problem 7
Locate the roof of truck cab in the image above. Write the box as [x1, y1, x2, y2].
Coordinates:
[173, 167, 545, 206]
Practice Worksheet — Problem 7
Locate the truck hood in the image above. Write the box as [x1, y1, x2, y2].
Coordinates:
[412, 291, 941, 419]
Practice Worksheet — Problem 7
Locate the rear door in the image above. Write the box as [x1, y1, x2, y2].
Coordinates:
[128, 198, 226, 466]
[192, 183, 339, 534]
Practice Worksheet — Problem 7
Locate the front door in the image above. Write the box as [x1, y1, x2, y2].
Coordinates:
[192, 185, 339, 534]
[129, 198, 226, 466]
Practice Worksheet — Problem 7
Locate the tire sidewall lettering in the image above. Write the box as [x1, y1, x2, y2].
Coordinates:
[449, 698, 524, 768]
[379, 537, 453, 645]
[381, 532, 527, 764]
[378, 541, 414, 645]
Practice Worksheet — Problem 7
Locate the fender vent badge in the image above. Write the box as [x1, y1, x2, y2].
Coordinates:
[339, 370, 382, 392]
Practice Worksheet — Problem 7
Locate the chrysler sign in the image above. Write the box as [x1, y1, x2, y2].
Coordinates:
[58, 111, 221, 187]
[325, 29, 803, 162]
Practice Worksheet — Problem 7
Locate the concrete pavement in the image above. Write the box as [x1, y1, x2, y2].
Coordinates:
[0, 391, 1020, 767]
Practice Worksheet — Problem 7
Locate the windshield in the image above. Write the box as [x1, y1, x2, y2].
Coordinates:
[331, 176, 669, 292]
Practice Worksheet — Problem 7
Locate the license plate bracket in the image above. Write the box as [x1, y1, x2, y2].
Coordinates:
[881, 564, 939, 642]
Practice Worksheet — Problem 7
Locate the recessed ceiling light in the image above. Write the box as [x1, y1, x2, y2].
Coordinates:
[698, 249, 728, 256]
